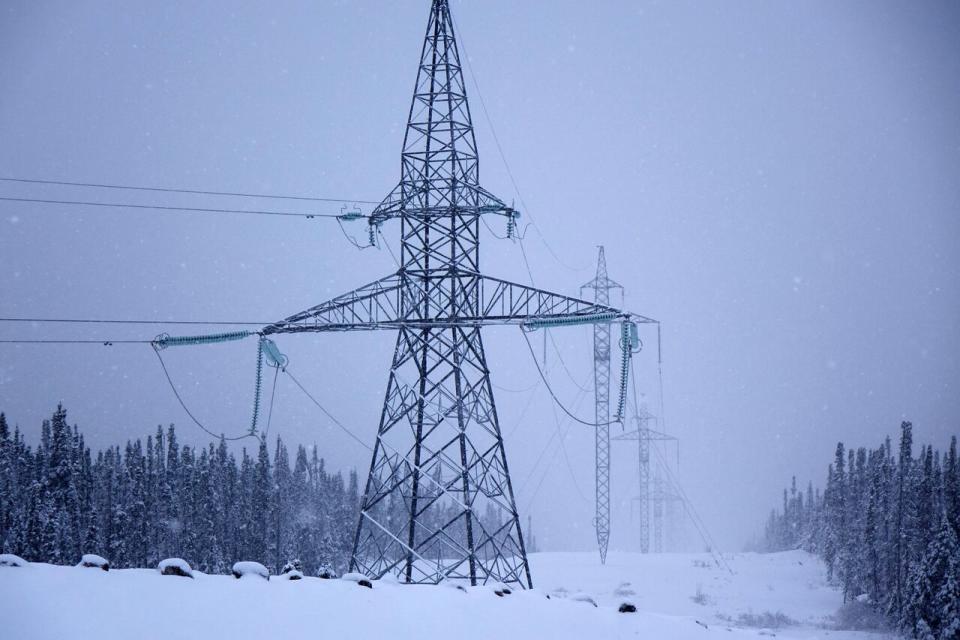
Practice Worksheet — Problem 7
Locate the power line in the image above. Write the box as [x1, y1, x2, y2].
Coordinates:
[0, 317, 273, 326]
[0, 338, 152, 344]
[0, 176, 379, 205]
[0, 195, 350, 219]
[151, 346, 259, 442]
[519, 327, 620, 428]
[451, 15, 586, 274]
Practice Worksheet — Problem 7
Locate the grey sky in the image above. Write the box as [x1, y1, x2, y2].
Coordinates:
[1, 0, 958, 552]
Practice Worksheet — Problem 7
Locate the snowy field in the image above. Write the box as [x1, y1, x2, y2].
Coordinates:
[0, 550, 896, 640]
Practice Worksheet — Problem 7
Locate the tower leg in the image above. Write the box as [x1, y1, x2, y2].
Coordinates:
[350, 327, 531, 586]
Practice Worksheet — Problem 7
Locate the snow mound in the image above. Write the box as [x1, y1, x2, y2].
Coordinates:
[232, 561, 269, 580]
[77, 554, 109, 571]
[341, 572, 373, 588]
[0, 554, 27, 568]
[157, 558, 193, 578]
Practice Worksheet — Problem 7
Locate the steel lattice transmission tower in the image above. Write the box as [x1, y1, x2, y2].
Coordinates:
[580, 247, 621, 564]
[260, 0, 654, 587]
[613, 405, 678, 553]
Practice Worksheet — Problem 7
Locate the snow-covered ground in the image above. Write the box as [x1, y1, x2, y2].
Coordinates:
[0, 550, 896, 639]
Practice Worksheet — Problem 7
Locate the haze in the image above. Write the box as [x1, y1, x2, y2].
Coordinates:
[1, 0, 957, 553]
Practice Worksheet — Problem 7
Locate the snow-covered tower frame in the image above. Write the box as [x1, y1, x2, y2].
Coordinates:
[581, 247, 621, 564]
[260, 0, 656, 587]
[613, 407, 678, 553]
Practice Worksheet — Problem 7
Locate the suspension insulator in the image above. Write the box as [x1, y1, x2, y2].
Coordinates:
[261, 338, 288, 369]
[248, 338, 265, 437]
[368, 223, 378, 247]
[523, 311, 618, 330]
[152, 330, 253, 350]
[506, 209, 520, 240]
[614, 322, 633, 422]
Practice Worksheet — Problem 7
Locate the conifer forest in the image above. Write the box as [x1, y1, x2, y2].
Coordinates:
[0, 406, 361, 575]
[763, 423, 960, 638]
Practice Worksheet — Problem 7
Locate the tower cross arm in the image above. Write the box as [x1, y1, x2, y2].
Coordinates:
[261, 273, 405, 335]
[261, 272, 655, 335]
[368, 182, 516, 227]
[476, 275, 654, 327]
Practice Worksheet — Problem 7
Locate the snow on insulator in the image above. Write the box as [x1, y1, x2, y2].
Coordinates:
[261, 337, 287, 369]
[152, 330, 253, 350]
[614, 322, 633, 422]
[523, 311, 619, 330]
[337, 204, 364, 221]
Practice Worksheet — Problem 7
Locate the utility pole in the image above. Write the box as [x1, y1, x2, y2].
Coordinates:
[581, 246, 622, 564]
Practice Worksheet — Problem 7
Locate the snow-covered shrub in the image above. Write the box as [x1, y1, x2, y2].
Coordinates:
[571, 593, 597, 607]
[279, 559, 303, 580]
[690, 584, 709, 605]
[0, 554, 27, 568]
[489, 582, 512, 597]
[316, 564, 338, 579]
[280, 559, 302, 575]
[158, 558, 194, 578]
[232, 561, 270, 580]
[613, 581, 635, 597]
[831, 600, 887, 631]
[341, 572, 373, 588]
[77, 554, 109, 571]
[618, 602, 637, 613]
[735, 611, 797, 629]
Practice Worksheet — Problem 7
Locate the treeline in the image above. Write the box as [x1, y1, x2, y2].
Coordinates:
[763, 422, 960, 639]
[0, 405, 360, 575]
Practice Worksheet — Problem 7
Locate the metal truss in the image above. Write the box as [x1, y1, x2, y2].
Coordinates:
[580, 247, 621, 564]
[262, 0, 652, 587]
[613, 407, 678, 554]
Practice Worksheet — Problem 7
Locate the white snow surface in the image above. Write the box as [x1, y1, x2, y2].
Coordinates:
[0, 550, 896, 640]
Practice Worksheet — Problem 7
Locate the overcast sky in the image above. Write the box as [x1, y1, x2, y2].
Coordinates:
[1, 0, 958, 553]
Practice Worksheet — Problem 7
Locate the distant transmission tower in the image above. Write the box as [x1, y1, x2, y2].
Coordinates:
[258, 0, 654, 587]
[613, 404, 677, 553]
[581, 246, 621, 564]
